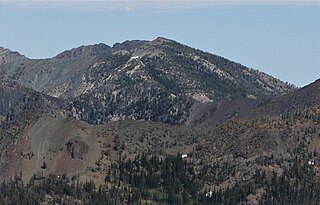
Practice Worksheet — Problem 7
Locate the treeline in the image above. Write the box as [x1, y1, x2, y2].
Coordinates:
[111, 153, 198, 204]
[0, 152, 319, 204]
[0, 173, 111, 205]
[112, 152, 320, 204]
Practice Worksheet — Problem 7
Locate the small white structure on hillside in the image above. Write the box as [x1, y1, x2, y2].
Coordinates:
[308, 160, 315, 166]
[181, 154, 188, 159]
[130, 56, 140, 59]
[206, 191, 213, 198]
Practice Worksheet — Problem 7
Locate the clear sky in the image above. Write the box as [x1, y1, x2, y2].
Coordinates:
[0, 1, 319, 87]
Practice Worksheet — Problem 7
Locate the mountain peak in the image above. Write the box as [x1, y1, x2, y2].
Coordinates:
[0, 46, 26, 65]
[0, 38, 296, 124]
[154, 36, 173, 42]
[147, 37, 174, 46]
[112, 40, 148, 51]
[54, 43, 111, 59]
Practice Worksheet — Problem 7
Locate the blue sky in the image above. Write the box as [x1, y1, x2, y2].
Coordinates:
[0, 1, 319, 87]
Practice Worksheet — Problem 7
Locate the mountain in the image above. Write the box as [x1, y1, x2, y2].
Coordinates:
[0, 38, 318, 204]
[188, 79, 320, 126]
[0, 37, 295, 124]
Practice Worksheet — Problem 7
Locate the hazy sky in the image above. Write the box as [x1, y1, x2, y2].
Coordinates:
[0, 1, 319, 87]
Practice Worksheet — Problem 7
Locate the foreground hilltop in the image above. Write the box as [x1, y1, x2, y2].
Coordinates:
[0, 37, 295, 124]
[0, 79, 319, 204]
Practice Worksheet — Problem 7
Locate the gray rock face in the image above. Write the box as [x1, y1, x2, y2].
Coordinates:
[0, 81, 66, 128]
[0, 47, 26, 65]
[0, 38, 295, 124]
[0, 82, 26, 116]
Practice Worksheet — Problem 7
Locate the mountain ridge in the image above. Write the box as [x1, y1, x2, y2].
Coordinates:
[0, 37, 296, 124]
[187, 78, 320, 126]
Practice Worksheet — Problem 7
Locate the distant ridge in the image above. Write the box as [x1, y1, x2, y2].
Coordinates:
[0, 37, 295, 124]
[187, 79, 319, 126]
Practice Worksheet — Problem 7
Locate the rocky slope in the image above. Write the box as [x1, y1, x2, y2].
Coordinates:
[0, 81, 67, 181]
[188, 79, 320, 126]
[0, 37, 295, 124]
[0, 46, 26, 65]
[0, 80, 318, 205]
[0, 79, 317, 179]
